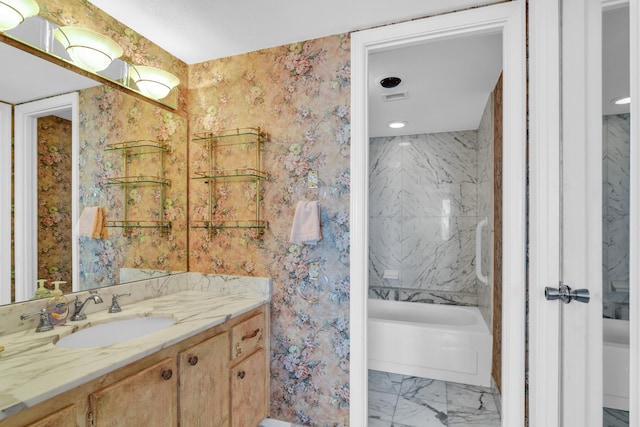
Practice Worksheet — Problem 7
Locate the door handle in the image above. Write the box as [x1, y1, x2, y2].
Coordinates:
[545, 283, 590, 304]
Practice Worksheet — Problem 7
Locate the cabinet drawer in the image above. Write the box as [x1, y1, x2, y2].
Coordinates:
[231, 313, 265, 360]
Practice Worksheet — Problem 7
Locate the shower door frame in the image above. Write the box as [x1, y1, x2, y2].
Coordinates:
[349, 2, 527, 426]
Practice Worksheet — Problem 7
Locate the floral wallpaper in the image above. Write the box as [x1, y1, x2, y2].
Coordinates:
[77, 84, 188, 289]
[37, 116, 73, 293]
[189, 36, 351, 425]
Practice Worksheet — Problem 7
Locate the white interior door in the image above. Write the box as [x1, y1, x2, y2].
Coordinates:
[530, 0, 638, 426]
[558, 0, 604, 425]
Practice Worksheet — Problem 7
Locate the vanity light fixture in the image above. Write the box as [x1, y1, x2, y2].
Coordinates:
[612, 96, 631, 105]
[53, 26, 123, 72]
[129, 65, 180, 100]
[0, 0, 38, 31]
[388, 121, 407, 129]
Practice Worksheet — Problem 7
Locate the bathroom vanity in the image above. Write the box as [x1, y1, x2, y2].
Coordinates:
[0, 275, 270, 427]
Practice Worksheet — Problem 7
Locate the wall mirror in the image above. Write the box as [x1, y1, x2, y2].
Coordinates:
[602, 1, 630, 423]
[0, 32, 188, 306]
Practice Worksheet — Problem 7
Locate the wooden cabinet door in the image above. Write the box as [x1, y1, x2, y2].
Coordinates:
[26, 405, 75, 427]
[89, 358, 177, 427]
[179, 332, 229, 427]
[230, 349, 267, 427]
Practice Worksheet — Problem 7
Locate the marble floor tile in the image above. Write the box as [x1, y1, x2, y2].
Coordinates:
[367, 418, 393, 427]
[369, 389, 399, 422]
[392, 396, 448, 426]
[446, 382, 497, 412]
[446, 405, 501, 427]
[399, 377, 448, 405]
[369, 369, 404, 394]
[368, 370, 502, 427]
[603, 407, 629, 427]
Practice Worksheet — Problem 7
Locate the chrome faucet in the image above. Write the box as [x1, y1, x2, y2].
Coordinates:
[20, 308, 54, 332]
[108, 293, 131, 313]
[70, 294, 104, 321]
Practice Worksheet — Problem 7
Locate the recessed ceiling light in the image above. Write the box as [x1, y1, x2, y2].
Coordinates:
[388, 121, 406, 129]
[613, 96, 631, 105]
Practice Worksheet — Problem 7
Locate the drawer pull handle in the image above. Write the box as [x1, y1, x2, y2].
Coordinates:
[188, 356, 199, 366]
[161, 369, 173, 381]
[242, 328, 260, 341]
[238, 370, 246, 379]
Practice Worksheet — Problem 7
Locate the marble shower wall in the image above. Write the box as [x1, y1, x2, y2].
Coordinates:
[602, 113, 630, 320]
[369, 130, 479, 306]
[369, 95, 495, 311]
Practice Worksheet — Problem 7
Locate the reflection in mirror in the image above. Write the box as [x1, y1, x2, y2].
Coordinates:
[14, 93, 80, 301]
[602, 2, 630, 425]
[2, 37, 188, 306]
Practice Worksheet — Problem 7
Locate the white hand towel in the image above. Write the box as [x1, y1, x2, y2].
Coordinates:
[289, 201, 322, 245]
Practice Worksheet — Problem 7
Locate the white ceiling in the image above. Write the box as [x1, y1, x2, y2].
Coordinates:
[86, 0, 503, 136]
[368, 33, 502, 137]
[0, 1, 629, 136]
[86, 0, 495, 64]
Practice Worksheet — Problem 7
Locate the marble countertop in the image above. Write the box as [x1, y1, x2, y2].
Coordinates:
[0, 290, 268, 419]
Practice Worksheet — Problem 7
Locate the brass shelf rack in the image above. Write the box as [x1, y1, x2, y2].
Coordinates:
[191, 127, 268, 233]
[104, 140, 171, 236]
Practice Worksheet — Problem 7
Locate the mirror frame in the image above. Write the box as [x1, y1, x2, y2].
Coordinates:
[0, 102, 10, 304]
[14, 92, 79, 301]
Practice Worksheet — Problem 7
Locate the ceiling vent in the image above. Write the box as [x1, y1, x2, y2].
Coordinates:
[382, 91, 408, 102]
[380, 76, 402, 88]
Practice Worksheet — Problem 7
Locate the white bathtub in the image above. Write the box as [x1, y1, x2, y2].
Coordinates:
[603, 318, 629, 411]
[367, 298, 492, 387]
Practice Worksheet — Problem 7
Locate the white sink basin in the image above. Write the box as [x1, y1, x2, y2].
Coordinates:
[56, 317, 176, 348]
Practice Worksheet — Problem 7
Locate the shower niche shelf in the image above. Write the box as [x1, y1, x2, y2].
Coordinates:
[190, 127, 268, 232]
[104, 140, 171, 236]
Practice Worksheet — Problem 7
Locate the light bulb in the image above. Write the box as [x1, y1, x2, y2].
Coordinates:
[0, 0, 39, 31]
[130, 65, 180, 100]
[54, 27, 123, 72]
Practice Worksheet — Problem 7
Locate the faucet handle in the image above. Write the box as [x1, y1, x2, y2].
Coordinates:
[109, 293, 131, 313]
[20, 309, 54, 333]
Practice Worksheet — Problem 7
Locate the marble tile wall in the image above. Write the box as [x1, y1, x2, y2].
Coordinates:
[602, 114, 630, 320]
[369, 131, 479, 305]
[369, 95, 495, 310]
